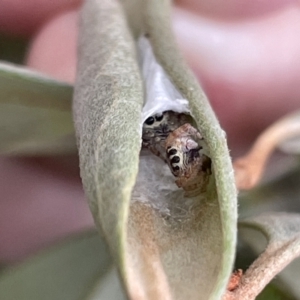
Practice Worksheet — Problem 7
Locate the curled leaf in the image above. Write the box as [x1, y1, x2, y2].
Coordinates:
[224, 213, 300, 300]
[234, 110, 300, 190]
[0, 61, 75, 155]
[73, 0, 237, 299]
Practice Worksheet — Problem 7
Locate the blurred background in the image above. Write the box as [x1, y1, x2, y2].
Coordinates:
[0, 0, 300, 299]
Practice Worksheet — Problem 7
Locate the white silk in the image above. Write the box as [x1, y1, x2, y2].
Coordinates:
[137, 36, 190, 123]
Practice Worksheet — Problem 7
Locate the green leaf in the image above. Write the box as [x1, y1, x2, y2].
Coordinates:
[239, 162, 300, 219]
[121, 0, 144, 38]
[73, 0, 237, 299]
[238, 163, 300, 299]
[0, 61, 75, 155]
[84, 268, 126, 300]
[0, 231, 124, 300]
[235, 213, 300, 300]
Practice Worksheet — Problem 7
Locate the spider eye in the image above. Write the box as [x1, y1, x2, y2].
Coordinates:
[145, 116, 155, 125]
[171, 156, 180, 164]
[155, 114, 163, 122]
[173, 166, 180, 171]
[168, 148, 177, 156]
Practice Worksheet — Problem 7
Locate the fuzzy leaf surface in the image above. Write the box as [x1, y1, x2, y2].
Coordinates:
[73, 0, 237, 299]
[0, 61, 75, 155]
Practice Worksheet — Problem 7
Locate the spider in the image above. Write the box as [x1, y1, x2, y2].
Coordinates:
[165, 123, 212, 197]
[142, 111, 191, 161]
[142, 111, 212, 197]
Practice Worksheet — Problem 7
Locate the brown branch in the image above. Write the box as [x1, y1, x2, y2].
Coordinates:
[234, 111, 300, 190]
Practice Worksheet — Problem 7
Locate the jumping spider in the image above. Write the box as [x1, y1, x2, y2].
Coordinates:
[142, 111, 191, 161]
[165, 123, 212, 197]
[142, 111, 212, 197]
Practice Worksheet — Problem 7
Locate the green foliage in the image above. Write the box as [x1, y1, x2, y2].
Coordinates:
[0, 231, 125, 300]
[0, 62, 75, 155]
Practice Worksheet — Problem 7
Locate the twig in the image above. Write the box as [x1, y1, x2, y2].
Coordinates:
[234, 111, 300, 190]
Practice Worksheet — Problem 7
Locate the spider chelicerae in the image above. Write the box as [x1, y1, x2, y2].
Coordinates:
[142, 111, 212, 197]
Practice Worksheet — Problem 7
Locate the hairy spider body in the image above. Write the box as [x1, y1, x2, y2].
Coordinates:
[165, 123, 212, 197]
[142, 111, 212, 197]
[142, 111, 191, 160]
